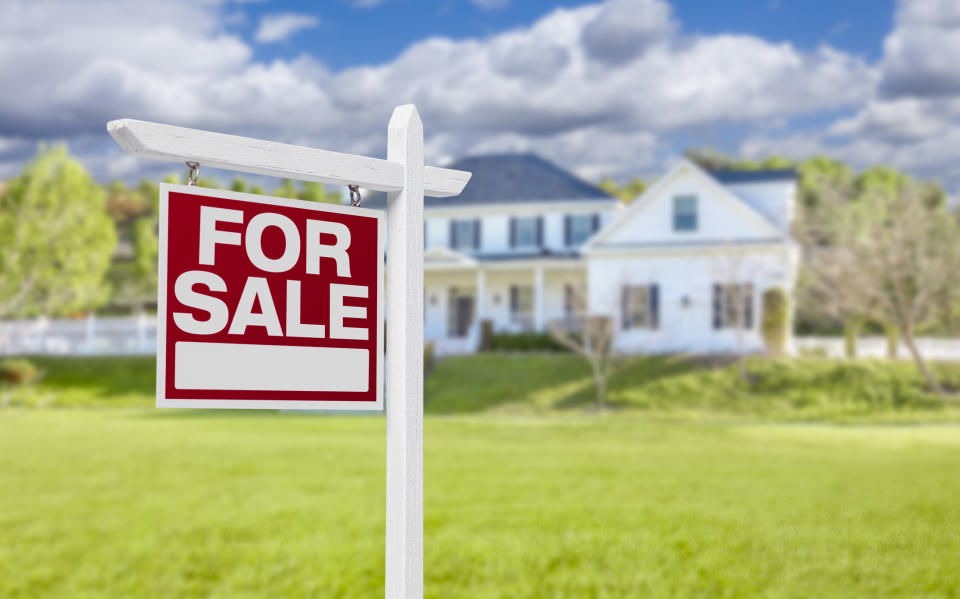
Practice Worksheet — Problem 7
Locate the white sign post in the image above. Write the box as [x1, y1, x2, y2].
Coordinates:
[108, 105, 469, 599]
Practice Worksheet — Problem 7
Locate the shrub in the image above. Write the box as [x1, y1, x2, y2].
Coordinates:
[0, 359, 39, 385]
[479, 319, 494, 352]
[424, 341, 436, 377]
[488, 332, 567, 353]
[761, 288, 789, 356]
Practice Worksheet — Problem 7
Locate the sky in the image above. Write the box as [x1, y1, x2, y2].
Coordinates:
[1, 0, 958, 194]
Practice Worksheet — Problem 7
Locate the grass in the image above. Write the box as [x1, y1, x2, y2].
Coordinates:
[1, 411, 959, 597]
[425, 353, 960, 422]
[6, 354, 960, 422]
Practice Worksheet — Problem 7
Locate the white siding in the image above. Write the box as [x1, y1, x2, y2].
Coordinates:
[600, 165, 782, 245]
[588, 249, 796, 354]
[725, 180, 796, 233]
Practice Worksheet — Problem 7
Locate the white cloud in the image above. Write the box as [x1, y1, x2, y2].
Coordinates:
[254, 12, 319, 44]
[0, 0, 905, 184]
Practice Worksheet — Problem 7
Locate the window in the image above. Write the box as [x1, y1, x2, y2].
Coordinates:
[509, 285, 534, 330]
[673, 195, 697, 231]
[450, 219, 480, 250]
[510, 216, 542, 249]
[447, 287, 475, 337]
[565, 214, 599, 246]
[712, 283, 753, 329]
[621, 284, 659, 330]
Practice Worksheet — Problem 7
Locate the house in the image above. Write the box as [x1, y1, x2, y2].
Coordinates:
[366, 154, 798, 356]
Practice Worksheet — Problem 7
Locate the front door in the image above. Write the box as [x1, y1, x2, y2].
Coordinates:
[453, 296, 475, 337]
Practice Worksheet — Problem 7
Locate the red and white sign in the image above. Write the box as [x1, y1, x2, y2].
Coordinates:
[156, 183, 384, 410]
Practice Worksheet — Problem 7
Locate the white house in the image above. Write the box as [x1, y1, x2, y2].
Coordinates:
[366, 154, 799, 356]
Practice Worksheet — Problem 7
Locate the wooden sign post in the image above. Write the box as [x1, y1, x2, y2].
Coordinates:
[108, 105, 470, 599]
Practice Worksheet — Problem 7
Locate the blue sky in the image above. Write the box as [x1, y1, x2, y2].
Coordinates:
[1, 0, 957, 191]
[242, 1, 894, 69]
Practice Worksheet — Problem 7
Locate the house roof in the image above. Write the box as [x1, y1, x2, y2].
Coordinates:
[361, 153, 613, 209]
[707, 168, 797, 184]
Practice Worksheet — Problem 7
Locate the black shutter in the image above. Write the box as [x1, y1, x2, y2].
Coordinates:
[621, 286, 630, 330]
[712, 284, 722, 329]
[509, 218, 516, 248]
[649, 284, 659, 330]
[509, 285, 518, 314]
[744, 283, 754, 329]
[564, 215, 571, 246]
[473, 219, 481, 250]
[449, 220, 457, 249]
[591, 213, 600, 233]
[536, 216, 544, 248]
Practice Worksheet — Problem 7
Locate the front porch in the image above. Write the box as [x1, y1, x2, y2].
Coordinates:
[423, 250, 585, 355]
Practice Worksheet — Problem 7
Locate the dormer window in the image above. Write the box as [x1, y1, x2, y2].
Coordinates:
[673, 195, 697, 232]
[510, 216, 542, 249]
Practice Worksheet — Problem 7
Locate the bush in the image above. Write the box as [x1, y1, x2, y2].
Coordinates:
[0, 359, 39, 385]
[487, 332, 567, 353]
[761, 288, 789, 356]
[424, 341, 436, 378]
[479, 319, 494, 352]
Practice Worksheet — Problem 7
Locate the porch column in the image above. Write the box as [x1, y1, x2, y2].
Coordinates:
[534, 267, 544, 331]
[476, 268, 487, 320]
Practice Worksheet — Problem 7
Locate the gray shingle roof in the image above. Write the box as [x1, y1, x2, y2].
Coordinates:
[361, 153, 613, 210]
[708, 168, 797, 184]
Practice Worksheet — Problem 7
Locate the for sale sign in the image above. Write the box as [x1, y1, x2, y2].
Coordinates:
[156, 184, 383, 410]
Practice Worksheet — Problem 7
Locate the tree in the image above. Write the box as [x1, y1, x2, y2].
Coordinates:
[298, 181, 341, 204]
[598, 177, 647, 203]
[798, 167, 956, 394]
[230, 177, 247, 193]
[546, 285, 616, 410]
[273, 179, 298, 199]
[0, 146, 117, 318]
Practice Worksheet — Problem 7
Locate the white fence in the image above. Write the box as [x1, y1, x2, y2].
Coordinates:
[2, 316, 960, 361]
[0, 315, 157, 356]
[795, 336, 960, 361]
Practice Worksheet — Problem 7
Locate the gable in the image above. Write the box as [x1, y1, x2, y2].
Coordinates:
[587, 160, 787, 249]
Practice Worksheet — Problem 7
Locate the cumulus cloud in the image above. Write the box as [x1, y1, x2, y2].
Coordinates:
[879, 0, 960, 97]
[0, 0, 891, 183]
[254, 13, 319, 44]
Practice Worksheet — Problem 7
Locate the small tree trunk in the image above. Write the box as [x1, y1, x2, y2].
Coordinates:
[844, 318, 862, 359]
[902, 330, 944, 396]
[884, 322, 899, 359]
[591, 363, 606, 411]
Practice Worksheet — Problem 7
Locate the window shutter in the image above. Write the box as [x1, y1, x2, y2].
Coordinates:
[449, 220, 457, 249]
[564, 215, 571, 246]
[649, 284, 659, 330]
[712, 284, 722, 329]
[744, 283, 754, 329]
[509, 218, 516, 248]
[509, 285, 518, 314]
[536, 216, 544, 248]
[474, 219, 481, 250]
[591, 213, 600, 233]
[621, 286, 630, 329]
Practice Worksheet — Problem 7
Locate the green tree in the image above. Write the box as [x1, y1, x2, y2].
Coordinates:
[230, 177, 247, 193]
[0, 146, 117, 317]
[273, 179, 298, 199]
[298, 181, 340, 204]
[598, 177, 647, 202]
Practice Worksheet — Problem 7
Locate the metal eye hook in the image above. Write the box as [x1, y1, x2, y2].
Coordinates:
[185, 161, 200, 186]
[349, 184, 361, 207]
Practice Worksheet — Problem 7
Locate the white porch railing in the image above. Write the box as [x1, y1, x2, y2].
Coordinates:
[0, 315, 157, 356]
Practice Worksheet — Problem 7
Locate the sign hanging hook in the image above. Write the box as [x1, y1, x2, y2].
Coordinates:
[185, 161, 200, 186]
[349, 184, 361, 207]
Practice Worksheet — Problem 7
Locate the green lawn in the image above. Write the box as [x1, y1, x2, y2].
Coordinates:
[7, 354, 960, 422]
[2, 410, 960, 597]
